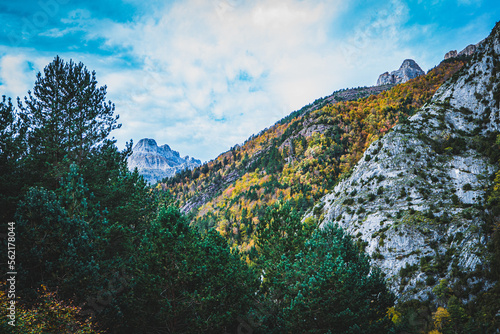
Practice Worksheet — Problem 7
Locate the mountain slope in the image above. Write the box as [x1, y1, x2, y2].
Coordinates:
[163, 58, 468, 254]
[315, 22, 500, 301]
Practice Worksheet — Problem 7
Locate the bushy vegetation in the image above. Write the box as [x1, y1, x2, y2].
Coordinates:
[249, 202, 395, 333]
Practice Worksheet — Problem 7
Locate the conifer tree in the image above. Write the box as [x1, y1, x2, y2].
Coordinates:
[0, 95, 25, 222]
[128, 205, 259, 333]
[18, 55, 120, 187]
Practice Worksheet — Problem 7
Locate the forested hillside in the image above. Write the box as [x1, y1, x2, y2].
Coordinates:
[164, 57, 469, 256]
[314, 21, 500, 332]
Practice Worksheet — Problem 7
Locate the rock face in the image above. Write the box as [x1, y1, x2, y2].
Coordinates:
[444, 50, 458, 59]
[127, 138, 201, 184]
[444, 40, 485, 60]
[376, 59, 425, 86]
[315, 24, 500, 301]
[458, 44, 477, 57]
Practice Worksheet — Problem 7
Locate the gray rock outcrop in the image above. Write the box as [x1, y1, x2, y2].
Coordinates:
[314, 24, 500, 301]
[376, 59, 425, 86]
[127, 138, 201, 184]
[458, 44, 477, 57]
[444, 40, 485, 60]
[444, 50, 458, 59]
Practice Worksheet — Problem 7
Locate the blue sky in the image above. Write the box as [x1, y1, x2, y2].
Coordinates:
[1, 0, 499, 161]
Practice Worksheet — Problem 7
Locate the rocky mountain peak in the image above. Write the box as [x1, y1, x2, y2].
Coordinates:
[400, 58, 420, 69]
[127, 138, 201, 184]
[135, 138, 165, 152]
[376, 59, 425, 86]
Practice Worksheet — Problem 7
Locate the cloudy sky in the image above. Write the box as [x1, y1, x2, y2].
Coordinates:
[1, 0, 499, 161]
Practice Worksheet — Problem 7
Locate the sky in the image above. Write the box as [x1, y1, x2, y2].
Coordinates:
[0, 0, 499, 162]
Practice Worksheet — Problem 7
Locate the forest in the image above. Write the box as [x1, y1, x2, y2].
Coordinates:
[0, 49, 499, 333]
[0, 56, 396, 333]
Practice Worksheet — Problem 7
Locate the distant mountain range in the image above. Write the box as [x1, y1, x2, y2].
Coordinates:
[127, 138, 201, 184]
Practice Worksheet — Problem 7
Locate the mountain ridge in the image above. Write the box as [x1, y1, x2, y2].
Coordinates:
[163, 55, 469, 258]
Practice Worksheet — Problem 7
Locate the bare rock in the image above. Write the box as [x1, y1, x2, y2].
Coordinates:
[127, 138, 201, 184]
[376, 59, 425, 86]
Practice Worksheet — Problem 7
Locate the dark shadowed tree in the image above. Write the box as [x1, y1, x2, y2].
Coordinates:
[126, 205, 259, 333]
[18, 55, 120, 188]
[0, 95, 26, 222]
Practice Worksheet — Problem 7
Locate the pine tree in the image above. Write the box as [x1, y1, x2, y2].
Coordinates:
[15, 182, 102, 302]
[0, 95, 26, 222]
[256, 220, 394, 333]
[279, 224, 395, 333]
[18, 55, 120, 187]
[128, 205, 259, 333]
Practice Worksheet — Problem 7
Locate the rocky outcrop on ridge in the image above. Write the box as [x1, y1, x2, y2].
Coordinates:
[444, 40, 485, 60]
[127, 138, 201, 184]
[376, 59, 425, 86]
[314, 23, 500, 301]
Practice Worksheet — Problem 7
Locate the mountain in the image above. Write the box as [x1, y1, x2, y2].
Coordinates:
[127, 138, 201, 184]
[314, 23, 500, 302]
[163, 57, 468, 255]
[377, 59, 425, 86]
[160, 23, 500, 329]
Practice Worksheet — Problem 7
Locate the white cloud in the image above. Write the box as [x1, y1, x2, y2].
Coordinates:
[1, 0, 496, 162]
[0, 0, 422, 161]
[95, 0, 353, 160]
[0, 54, 40, 99]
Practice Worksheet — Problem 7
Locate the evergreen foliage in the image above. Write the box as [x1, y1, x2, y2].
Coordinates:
[15, 172, 103, 302]
[254, 213, 395, 333]
[0, 95, 26, 222]
[18, 55, 120, 188]
[127, 205, 259, 333]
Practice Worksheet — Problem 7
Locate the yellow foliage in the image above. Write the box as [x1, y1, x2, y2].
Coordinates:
[387, 306, 402, 325]
[0, 284, 102, 333]
[433, 307, 451, 330]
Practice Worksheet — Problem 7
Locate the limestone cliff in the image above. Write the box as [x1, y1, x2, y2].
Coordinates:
[376, 59, 425, 85]
[315, 23, 500, 301]
[444, 40, 485, 60]
[127, 138, 201, 184]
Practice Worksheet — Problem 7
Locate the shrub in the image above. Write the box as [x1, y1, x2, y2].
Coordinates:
[462, 183, 472, 191]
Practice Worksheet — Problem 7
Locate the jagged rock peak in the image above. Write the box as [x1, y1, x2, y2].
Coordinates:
[127, 138, 201, 184]
[134, 138, 168, 152]
[444, 50, 458, 59]
[443, 39, 485, 60]
[376, 59, 425, 86]
[400, 59, 422, 70]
